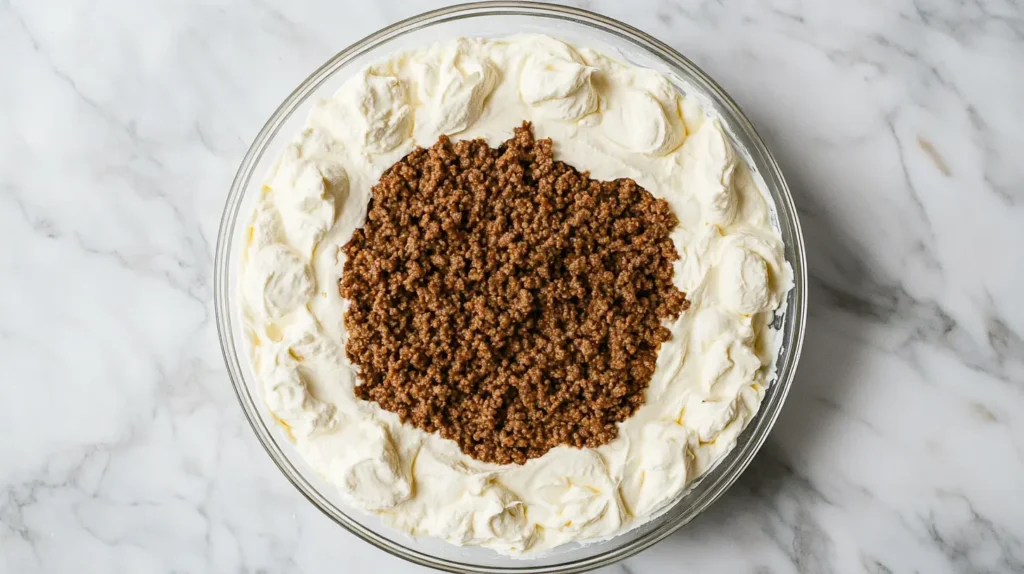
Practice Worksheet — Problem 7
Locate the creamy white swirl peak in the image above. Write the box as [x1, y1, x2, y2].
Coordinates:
[239, 35, 793, 555]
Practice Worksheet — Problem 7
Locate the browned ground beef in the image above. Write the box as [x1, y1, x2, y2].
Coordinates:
[339, 123, 689, 464]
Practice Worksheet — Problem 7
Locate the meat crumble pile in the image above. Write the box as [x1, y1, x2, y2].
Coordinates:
[339, 123, 689, 464]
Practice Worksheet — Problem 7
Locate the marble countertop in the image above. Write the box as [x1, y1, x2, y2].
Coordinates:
[2, 0, 1022, 572]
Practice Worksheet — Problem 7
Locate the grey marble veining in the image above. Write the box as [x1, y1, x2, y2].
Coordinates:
[1, 0, 1022, 572]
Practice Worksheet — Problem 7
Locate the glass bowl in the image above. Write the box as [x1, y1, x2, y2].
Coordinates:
[214, 2, 807, 572]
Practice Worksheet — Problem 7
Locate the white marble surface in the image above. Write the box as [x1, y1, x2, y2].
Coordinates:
[1, 0, 1022, 572]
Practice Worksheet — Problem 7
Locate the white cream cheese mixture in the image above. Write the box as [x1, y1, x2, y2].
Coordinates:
[239, 35, 793, 555]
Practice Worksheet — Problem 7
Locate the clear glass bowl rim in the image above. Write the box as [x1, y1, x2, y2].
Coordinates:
[213, 2, 808, 572]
